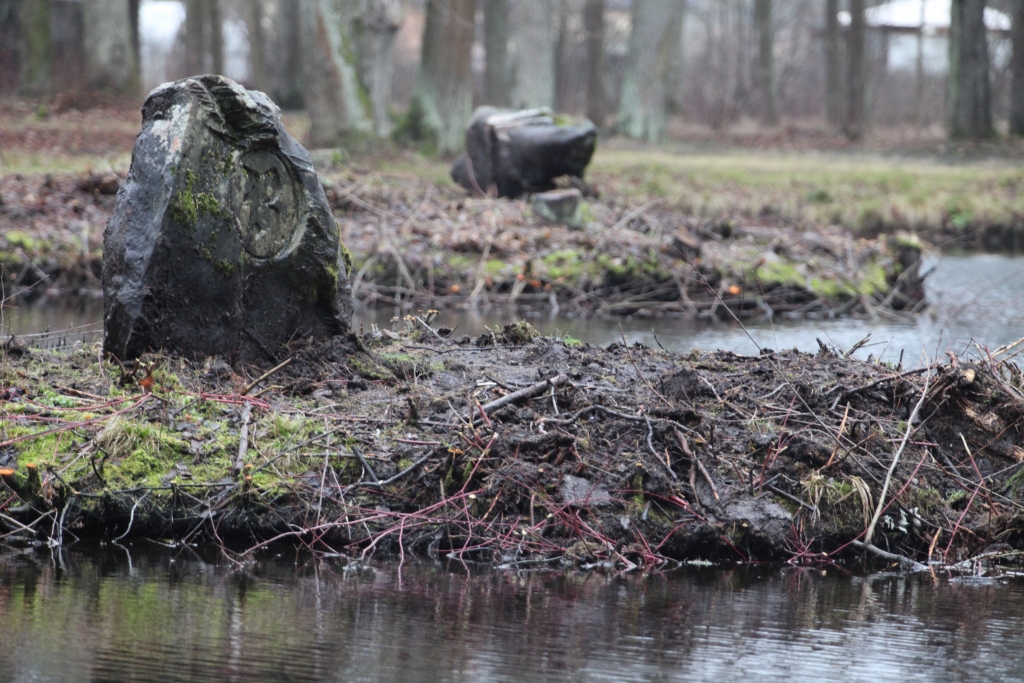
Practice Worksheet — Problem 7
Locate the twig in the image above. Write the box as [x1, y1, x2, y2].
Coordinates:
[646, 415, 677, 479]
[673, 429, 716, 499]
[353, 450, 435, 489]
[242, 357, 293, 395]
[864, 370, 931, 544]
[352, 446, 380, 484]
[113, 490, 150, 542]
[768, 484, 815, 512]
[852, 539, 927, 571]
[472, 374, 569, 422]
[232, 403, 252, 475]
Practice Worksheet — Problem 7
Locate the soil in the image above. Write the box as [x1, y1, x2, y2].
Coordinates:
[3, 323, 1024, 572]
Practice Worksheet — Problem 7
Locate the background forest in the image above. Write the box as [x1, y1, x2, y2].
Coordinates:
[1, 0, 1021, 154]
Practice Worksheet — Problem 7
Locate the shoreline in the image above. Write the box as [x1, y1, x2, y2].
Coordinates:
[3, 323, 1024, 571]
[2, 170, 932, 321]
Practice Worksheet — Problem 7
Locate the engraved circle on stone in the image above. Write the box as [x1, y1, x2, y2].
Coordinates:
[230, 150, 297, 258]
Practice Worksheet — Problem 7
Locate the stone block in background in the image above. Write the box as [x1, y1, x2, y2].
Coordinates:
[103, 75, 352, 362]
[451, 107, 597, 199]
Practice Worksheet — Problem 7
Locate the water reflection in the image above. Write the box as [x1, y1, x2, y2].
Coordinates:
[5, 255, 1024, 362]
[1, 547, 1023, 682]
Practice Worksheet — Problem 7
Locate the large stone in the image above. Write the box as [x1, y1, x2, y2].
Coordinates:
[451, 107, 597, 199]
[103, 75, 352, 362]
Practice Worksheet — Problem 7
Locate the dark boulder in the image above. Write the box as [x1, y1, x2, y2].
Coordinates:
[451, 107, 597, 199]
[103, 75, 352, 362]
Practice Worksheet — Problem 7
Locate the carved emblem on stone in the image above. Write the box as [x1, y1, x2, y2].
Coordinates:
[230, 150, 300, 258]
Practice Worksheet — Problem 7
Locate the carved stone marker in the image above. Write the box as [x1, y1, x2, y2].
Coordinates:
[450, 107, 597, 199]
[103, 75, 352, 362]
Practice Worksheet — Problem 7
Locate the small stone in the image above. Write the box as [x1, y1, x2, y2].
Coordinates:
[559, 474, 612, 507]
[533, 188, 583, 229]
[103, 75, 352, 362]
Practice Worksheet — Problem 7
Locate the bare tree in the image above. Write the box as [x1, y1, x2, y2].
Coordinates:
[509, 0, 556, 108]
[302, 0, 372, 148]
[17, 0, 51, 94]
[273, 0, 305, 108]
[410, 0, 476, 154]
[824, 0, 841, 125]
[844, 0, 866, 140]
[184, 0, 223, 76]
[483, 0, 510, 106]
[356, 0, 403, 137]
[618, 0, 684, 141]
[754, 0, 776, 125]
[583, 0, 605, 126]
[82, 0, 138, 93]
[1010, 0, 1024, 135]
[246, 0, 270, 93]
[184, 0, 204, 75]
[208, 0, 224, 74]
[948, 0, 992, 138]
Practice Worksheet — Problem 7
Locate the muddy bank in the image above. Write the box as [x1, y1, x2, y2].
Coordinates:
[1, 170, 926, 320]
[3, 324, 1024, 571]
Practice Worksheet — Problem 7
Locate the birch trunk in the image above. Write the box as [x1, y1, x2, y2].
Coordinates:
[617, 0, 683, 141]
[410, 0, 476, 155]
[484, 0, 510, 106]
[948, 0, 992, 139]
[82, 0, 138, 93]
[509, 0, 555, 108]
[302, 0, 372, 148]
[843, 0, 865, 140]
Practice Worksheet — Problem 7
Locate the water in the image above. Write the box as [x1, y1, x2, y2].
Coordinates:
[4, 254, 1024, 362]
[1, 547, 1023, 682]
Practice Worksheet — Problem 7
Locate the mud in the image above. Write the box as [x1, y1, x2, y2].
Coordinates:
[3, 324, 1024, 571]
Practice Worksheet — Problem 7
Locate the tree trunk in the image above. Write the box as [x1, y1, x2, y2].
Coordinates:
[1009, 0, 1024, 135]
[666, 0, 685, 116]
[184, 0, 205, 75]
[483, 0, 510, 107]
[246, 0, 269, 92]
[273, 0, 305, 108]
[824, 0, 841, 125]
[617, 0, 683, 141]
[301, 0, 372, 148]
[51, 0, 86, 92]
[949, 0, 992, 139]
[509, 0, 555, 108]
[844, 0, 865, 140]
[208, 0, 224, 75]
[356, 0, 403, 137]
[410, 0, 476, 155]
[583, 0, 605, 126]
[754, 0, 776, 125]
[82, 0, 138, 93]
[17, 0, 51, 94]
[128, 0, 140, 67]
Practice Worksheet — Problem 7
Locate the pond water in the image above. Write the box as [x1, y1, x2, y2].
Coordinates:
[1, 547, 1023, 682]
[5, 254, 1022, 363]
